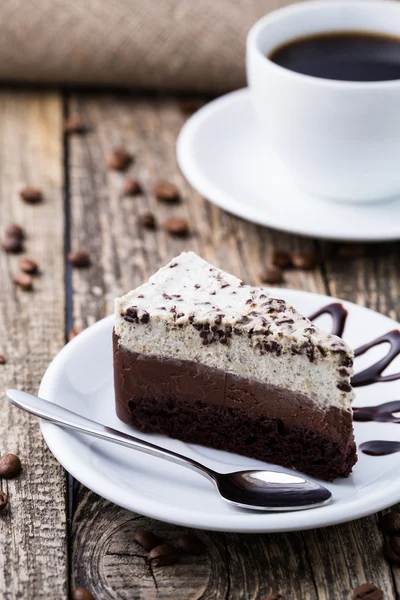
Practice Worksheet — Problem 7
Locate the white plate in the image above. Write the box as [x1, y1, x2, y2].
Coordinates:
[39, 289, 400, 533]
[177, 89, 400, 242]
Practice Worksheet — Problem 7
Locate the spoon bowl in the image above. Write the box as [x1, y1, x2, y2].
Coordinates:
[215, 470, 332, 511]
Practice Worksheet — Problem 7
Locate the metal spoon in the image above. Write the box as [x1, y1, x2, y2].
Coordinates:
[7, 389, 332, 511]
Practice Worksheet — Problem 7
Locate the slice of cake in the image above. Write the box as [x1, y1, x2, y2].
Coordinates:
[113, 252, 357, 481]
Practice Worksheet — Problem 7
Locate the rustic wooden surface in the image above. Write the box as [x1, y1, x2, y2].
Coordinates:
[67, 93, 400, 600]
[1, 89, 400, 599]
[0, 90, 68, 599]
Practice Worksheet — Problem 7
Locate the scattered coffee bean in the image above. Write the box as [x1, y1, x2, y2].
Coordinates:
[262, 594, 285, 600]
[337, 243, 366, 259]
[140, 212, 157, 230]
[13, 273, 33, 291]
[148, 543, 180, 567]
[123, 178, 142, 196]
[0, 355, 5, 365]
[0, 491, 8, 512]
[107, 147, 133, 171]
[0, 453, 21, 478]
[72, 588, 94, 600]
[291, 250, 322, 270]
[64, 117, 88, 135]
[178, 99, 201, 114]
[2, 236, 23, 254]
[352, 583, 383, 600]
[153, 182, 180, 203]
[20, 187, 43, 204]
[68, 326, 85, 342]
[68, 250, 91, 268]
[259, 266, 284, 285]
[19, 258, 38, 275]
[134, 530, 163, 552]
[381, 511, 400, 534]
[177, 533, 205, 555]
[383, 538, 400, 565]
[271, 249, 292, 269]
[5, 224, 24, 240]
[162, 217, 189, 236]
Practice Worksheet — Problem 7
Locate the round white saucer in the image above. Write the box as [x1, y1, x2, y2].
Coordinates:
[177, 89, 400, 242]
[39, 289, 400, 533]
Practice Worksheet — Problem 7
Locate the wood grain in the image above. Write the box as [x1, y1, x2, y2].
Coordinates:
[67, 94, 325, 321]
[67, 93, 399, 599]
[0, 90, 68, 599]
[73, 490, 319, 600]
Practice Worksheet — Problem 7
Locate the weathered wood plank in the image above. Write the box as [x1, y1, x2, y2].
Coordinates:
[0, 90, 68, 599]
[68, 93, 397, 599]
[323, 244, 400, 318]
[67, 93, 324, 330]
[73, 490, 318, 600]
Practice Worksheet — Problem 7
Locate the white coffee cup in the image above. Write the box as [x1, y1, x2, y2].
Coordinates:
[246, 0, 400, 204]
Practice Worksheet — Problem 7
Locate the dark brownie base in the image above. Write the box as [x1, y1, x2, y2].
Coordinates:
[113, 332, 357, 481]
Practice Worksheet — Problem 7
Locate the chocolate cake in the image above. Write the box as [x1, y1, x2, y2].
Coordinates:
[113, 252, 357, 481]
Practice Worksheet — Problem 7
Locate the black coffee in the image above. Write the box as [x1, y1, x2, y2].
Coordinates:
[269, 31, 400, 82]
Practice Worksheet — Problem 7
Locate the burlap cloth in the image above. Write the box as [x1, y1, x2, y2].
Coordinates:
[0, 0, 299, 93]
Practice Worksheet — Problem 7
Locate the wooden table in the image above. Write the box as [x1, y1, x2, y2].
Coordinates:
[0, 88, 399, 600]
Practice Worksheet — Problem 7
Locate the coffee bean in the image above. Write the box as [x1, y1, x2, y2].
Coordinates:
[2, 236, 23, 254]
[68, 326, 85, 342]
[178, 99, 201, 114]
[123, 178, 142, 196]
[64, 117, 88, 135]
[291, 250, 322, 270]
[0, 355, 5, 365]
[0, 454, 21, 478]
[271, 249, 292, 269]
[140, 212, 157, 230]
[148, 543, 180, 566]
[134, 530, 163, 552]
[337, 243, 366, 259]
[5, 224, 24, 240]
[107, 147, 133, 171]
[162, 217, 189, 236]
[13, 273, 33, 291]
[20, 187, 43, 204]
[72, 588, 94, 600]
[383, 538, 400, 565]
[382, 511, 400, 534]
[352, 583, 383, 600]
[0, 491, 8, 511]
[153, 182, 180, 203]
[177, 533, 205, 555]
[261, 594, 285, 600]
[68, 250, 91, 268]
[259, 266, 284, 284]
[19, 258, 38, 275]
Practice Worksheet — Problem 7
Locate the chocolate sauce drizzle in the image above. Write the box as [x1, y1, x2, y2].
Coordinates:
[358, 441, 400, 456]
[352, 330, 400, 387]
[309, 303, 400, 387]
[355, 395, 400, 456]
[308, 303, 400, 458]
[308, 302, 348, 338]
[355, 402, 400, 455]
[353, 401, 400, 423]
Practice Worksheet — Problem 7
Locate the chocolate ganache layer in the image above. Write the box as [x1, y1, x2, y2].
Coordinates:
[113, 252, 357, 481]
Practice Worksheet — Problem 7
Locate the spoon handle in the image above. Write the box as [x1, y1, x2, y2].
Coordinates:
[6, 389, 215, 481]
